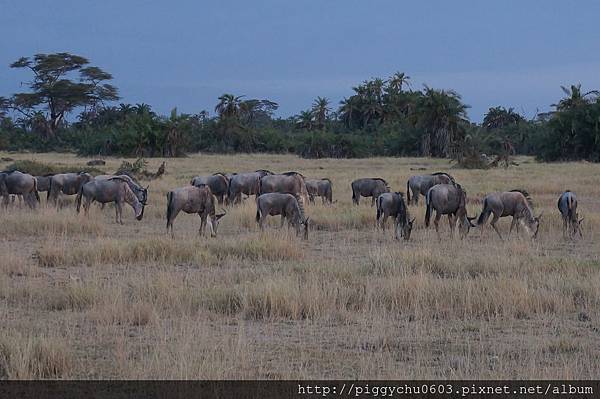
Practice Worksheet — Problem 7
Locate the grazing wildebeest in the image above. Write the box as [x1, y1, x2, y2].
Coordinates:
[558, 190, 583, 238]
[76, 177, 145, 224]
[306, 178, 333, 205]
[259, 172, 309, 204]
[376, 192, 415, 240]
[190, 173, 229, 205]
[166, 184, 226, 237]
[424, 183, 476, 239]
[227, 170, 273, 204]
[255, 193, 309, 239]
[48, 172, 94, 206]
[406, 172, 455, 205]
[95, 174, 148, 205]
[351, 178, 390, 206]
[0, 171, 40, 208]
[476, 189, 541, 240]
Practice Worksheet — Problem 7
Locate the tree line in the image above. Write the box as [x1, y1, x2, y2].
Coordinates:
[1, 52, 599, 163]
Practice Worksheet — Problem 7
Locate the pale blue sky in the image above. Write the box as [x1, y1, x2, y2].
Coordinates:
[1, 1, 599, 121]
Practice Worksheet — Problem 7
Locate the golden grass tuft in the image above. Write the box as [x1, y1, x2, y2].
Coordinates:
[0, 333, 72, 379]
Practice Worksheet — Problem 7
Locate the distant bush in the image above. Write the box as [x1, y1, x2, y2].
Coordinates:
[3, 160, 105, 176]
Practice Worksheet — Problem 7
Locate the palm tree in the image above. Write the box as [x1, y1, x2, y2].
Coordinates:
[311, 97, 330, 130]
[552, 84, 599, 111]
[483, 106, 524, 129]
[338, 97, 360, 129]
[387, 72, 411, 93]
[414, 86, 469, 157]
[295, 110, 314, 130]
[215, 94, 244, 119]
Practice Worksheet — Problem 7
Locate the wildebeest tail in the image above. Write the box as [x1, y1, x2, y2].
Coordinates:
[477, 197, 491, 225]
[166, 191, 174, 228]
[376, 195, 383, 221]
[75, 185, 83, 213]
[32, 178, 40, 203]
[255, 206, 261, 223]
[351, 182, 357, 202]
[424, 189, 432, 227]
[47, 178, 52, 201]
[406, 180, 411, 204]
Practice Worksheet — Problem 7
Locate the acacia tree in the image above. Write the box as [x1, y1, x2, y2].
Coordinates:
[1, 53, 118, 138]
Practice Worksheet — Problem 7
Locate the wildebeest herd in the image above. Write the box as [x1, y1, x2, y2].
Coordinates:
[0, 168, 584, 241]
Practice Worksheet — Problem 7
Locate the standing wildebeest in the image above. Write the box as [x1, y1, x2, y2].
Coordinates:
[255, 193, 309, 239]
[0, 171, 40, 208]
[476, 189, 541, 240]
[166, 185, 226, 237]
[76, 177, 145, 224]
[306, 178, 333, 205]
[376, 192, 415, 240]
[424, 183, 476, 239]
[190, 173, 229, 205]
[95, 174, 148, 205]
[558, 190, 583, 238]
[227, 170, 273, 204]
[259, 172, 309, 204]
[351, 178, 390, 206]
[406, 172, 455, 205]
[48, 172, 94, 206]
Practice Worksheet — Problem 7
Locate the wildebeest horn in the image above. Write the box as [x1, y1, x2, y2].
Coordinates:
[304, 217, 310, 224]
[220, 208, 227, 215]
[537, 211, 544, 219]
[146, 184, 149, 190]
[410, 217, 416, 224]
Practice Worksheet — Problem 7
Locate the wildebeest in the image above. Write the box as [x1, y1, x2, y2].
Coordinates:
[166, 184, 226, 237]
[476, 189, 541, 240]
[190, 173, 229, 205]
[424, 183, 476, 239]
[48, 172, 94, 206]
[406, 172, 455, 205]
[76, 177, 145, 224]
[558, 190, 583, 238]
[351, 178, 390, 206]
[0, 170, 40, 208]
[259, 172, 309, 204]
[255, 193, 309, 239]
[227, 170, 273, 204]
[306, 178, 333, 205]
[34, 175, 53, 193]
[376, 192, 415, 240]
[95, 174, 148, 205]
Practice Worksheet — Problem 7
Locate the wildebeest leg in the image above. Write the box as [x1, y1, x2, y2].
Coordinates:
[83, 197, 92, 217]
[508, 216, 519, 237]
[490, 214, 504, 240]
[280, 214, 286, 229]
[433, 211, 442, 240]
[198, 213, 206, 236]
[259, 215, 267, 231]
[562, 217, 568, 239]
[371, 196, 376, 207]
[115, 201, 124, 224]
[381, 214, 388, 231]
[448, 214, 457, 239]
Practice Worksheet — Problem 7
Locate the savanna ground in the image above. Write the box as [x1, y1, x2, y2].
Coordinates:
[1, 152, 599, 379]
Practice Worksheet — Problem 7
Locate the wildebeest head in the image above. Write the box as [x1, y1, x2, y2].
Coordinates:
[530, 211, 542, 239]
[459, 216, 477, 239]
[295, 217, 309, 240]
[572, 214, 584, 238]
[209, 209, 227, 237]
[397, 217, 415, 241]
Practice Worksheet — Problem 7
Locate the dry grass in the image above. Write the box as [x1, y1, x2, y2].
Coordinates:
[1, 152, 600, 379]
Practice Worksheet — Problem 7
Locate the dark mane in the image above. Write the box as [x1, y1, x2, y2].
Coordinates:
[510, 189, 533, 207]
[370, 177, 389, 186]
[255, 169, 273, 175]
[212, 172, 229, 181]
[282, 171, 304, 178]
[432, 172, 456, 184]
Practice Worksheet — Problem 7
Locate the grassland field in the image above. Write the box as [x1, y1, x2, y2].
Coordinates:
[0, 152, 599, 379]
